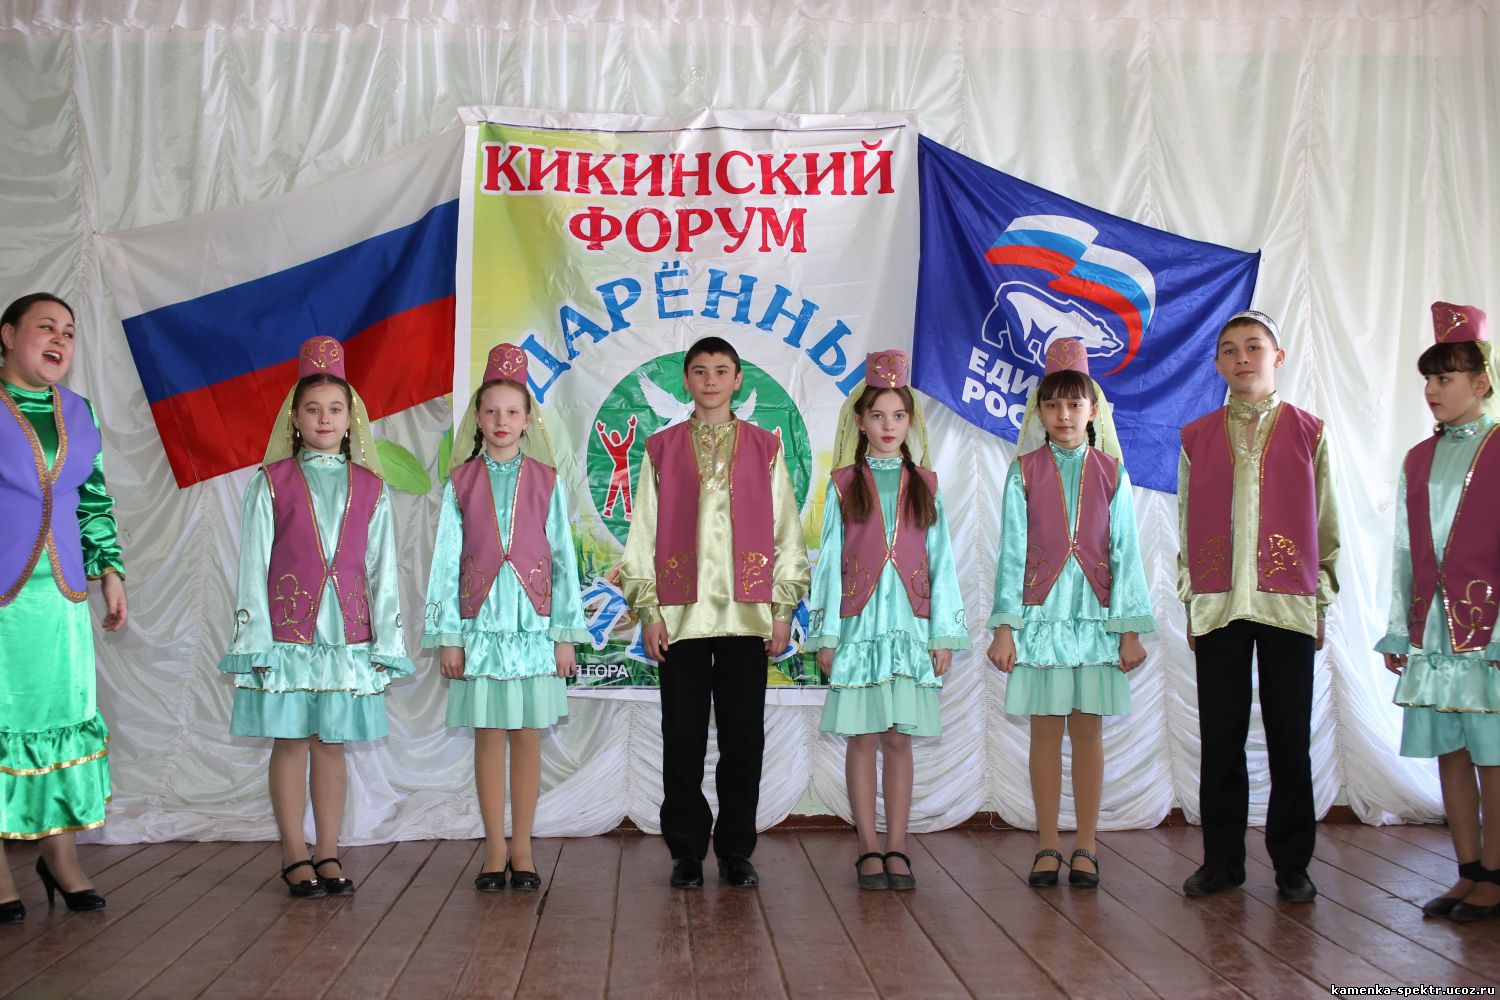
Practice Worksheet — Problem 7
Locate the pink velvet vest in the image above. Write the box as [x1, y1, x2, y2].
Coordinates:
[1182, 403, 1322, 597]
[1404, 426, 1500, 652]
[1019, 446, 1118, 606]
[646, 419, 778, 605]
[450, 454, 556, 618]
[0, 385, 100, 607]
[264, 458, 380, 645]
[830, 463, 936, 618]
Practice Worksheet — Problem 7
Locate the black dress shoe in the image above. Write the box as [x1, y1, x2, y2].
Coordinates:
[1068, 848, 1100, 888]
[1450, 864, 1500, 922]
[855, 852, 888, 890]
[717, 856, 759, 888]
[36, 857, 107, 911]
[279, 859, 327, 899]
[474, 869, 507, 892]
[1424, 860, 1484, 917]
[509, 864, 542, 891]
[1029, 849, 1064, 888]
[313, 858, 356, 895]
[669, 856, 704, 888]
[1182, 865, 1245, 897]
[0, 898, 24, 923]
[883, 852, 915, 891]
[1274, 869, 1317, 903]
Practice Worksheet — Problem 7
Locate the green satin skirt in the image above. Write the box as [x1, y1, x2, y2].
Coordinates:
[446, 674, 568, 731]
[0, 571, 111, 839]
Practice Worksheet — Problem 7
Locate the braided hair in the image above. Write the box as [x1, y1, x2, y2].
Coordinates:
[839, 386, 937, 530]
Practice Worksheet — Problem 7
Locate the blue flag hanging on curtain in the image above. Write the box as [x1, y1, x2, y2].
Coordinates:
[911, 136, 1260, 493]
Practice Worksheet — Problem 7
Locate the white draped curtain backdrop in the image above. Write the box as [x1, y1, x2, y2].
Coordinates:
[1, 1, 1495, 844]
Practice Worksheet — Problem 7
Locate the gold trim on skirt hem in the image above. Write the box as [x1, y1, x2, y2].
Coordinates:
[0, 817, 106, 840]
[0, 745, 109, 777]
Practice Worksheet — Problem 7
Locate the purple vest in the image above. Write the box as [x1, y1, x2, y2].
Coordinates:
[1019, 446, 1118, 607]
[1182, 403, 1322, 597]
[263, 458, 381, 644]
[831, 464, 936, 619]
[0, 384, 100, 607]
[450, 454, 556, 618]
[1405, 426, 1500, 652]
[647, 419, 778, 605]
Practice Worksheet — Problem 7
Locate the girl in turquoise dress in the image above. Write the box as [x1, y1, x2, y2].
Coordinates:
[1379, 302, 1500, 922]
[218, 336, 412, 898]
[807, 349, 968, 891]
[986, 338, 1153, 889]
[423, 343, 588, 892]
[1, 293, 125, 920]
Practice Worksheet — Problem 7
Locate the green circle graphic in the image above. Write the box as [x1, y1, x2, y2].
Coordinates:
[587, 353, 812, 546]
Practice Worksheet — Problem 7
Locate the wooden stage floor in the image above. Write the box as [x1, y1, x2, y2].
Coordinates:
[1, 823, 1495, 998]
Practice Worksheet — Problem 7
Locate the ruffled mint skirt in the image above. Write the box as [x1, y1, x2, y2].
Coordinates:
[1394, 651, 1500, 764]
[819, 635, 944, 737]
[1005, 618, 1132, 717]
[433, 628, 569, 730]
[231, 690, 389, 743]
[820, 675, 941, 737]
[1, 576, 111, 838]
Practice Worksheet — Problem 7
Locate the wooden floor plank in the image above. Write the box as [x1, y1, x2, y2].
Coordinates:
[747, 831, 878, 1000]
[434, 838, 563, 1000]
[0, 842, 224, 993]
[800, 830, 970, 1000]
[920, 830, 1153, 1000]
[505, 835, 620, 1000]
[0, 843, 152, 959]
[11, 842, 263, 1000]
[261, 840, 436, 999]
[1319, 822, 1462, 888]
[1100, 831, 1384, 995]
[1379, 822, 1458, 861]
[321, 838, 475, 1000]
[682, 863, 789, 1000]
[977, 831, 1243, 1000]
[603, 834, 697, 1000]
[184, 843, 394, 1000]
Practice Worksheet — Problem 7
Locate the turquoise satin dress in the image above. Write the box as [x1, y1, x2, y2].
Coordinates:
[218, 450, 413, 743]
[807, 457, 969, 737]
[988, 442, 1155, 717]
[423, 453, 589, 730]
[1378, 415, 1500, 764]
[0, 382, 119, 839]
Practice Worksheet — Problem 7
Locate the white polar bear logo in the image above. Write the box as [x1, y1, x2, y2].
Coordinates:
[981, 281, 1125, 369]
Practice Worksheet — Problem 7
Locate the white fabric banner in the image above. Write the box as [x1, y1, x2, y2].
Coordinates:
[0, 1, 1491, 844]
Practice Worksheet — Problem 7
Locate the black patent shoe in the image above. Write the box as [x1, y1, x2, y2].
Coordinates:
[855, 852, 888, 891]
[0, 898, 24, 923]
[1423, 860, 1483, 917]
[1274, 869, 1317, 903]
[1069, 849, 1100, 888]
[717, 856, 759, 888]
[36, 857, 106, 911]
[1182, 865, 1245, 897]
[313, 858, 355, 895]
[669, 856, 704, 888]
[1029, 849, 1064, 887]
[884, 851, 916, 891]
[1450, 865, 1500, 922]
[279, 859, 327, 898]
[474, 869, 507, 892]
[509, 862, 541, 891]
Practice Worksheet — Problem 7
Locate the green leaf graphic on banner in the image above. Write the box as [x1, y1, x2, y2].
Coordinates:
[375, 439, 432, 494]
[436, 428, 453, 481]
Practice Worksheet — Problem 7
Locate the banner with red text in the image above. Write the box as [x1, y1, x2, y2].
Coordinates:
[454, 106, 917, 686]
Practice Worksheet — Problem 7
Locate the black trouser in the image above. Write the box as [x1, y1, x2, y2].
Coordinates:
[658, 635, 767, 861]
[1195, 619, 1316, 874]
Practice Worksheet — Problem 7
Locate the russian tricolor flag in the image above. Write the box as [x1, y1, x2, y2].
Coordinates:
[96, 128, 463, 487]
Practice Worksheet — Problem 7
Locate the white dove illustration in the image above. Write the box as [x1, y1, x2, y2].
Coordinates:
[635, 371, 758, 428]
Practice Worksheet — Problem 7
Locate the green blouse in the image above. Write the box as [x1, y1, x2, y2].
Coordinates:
[988, 442, 1155, 666]
[422, 452, 590, 653]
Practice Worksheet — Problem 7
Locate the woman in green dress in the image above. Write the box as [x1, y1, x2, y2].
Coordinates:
[0, 293, 127, 921]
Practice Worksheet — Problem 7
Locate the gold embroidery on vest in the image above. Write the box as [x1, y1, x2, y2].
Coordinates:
[272, 573, 313, 642]
[740, 550, 770, 596]
[1451, 579, 1498, 653]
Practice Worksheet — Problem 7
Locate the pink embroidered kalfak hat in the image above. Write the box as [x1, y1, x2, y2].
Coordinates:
[484, 343, 530, 383]
[1044, 337, 1090, 376]
[866, 349, 910, 389]
[1432, 301, 1489, 344]
[298, 335, 347, 379]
